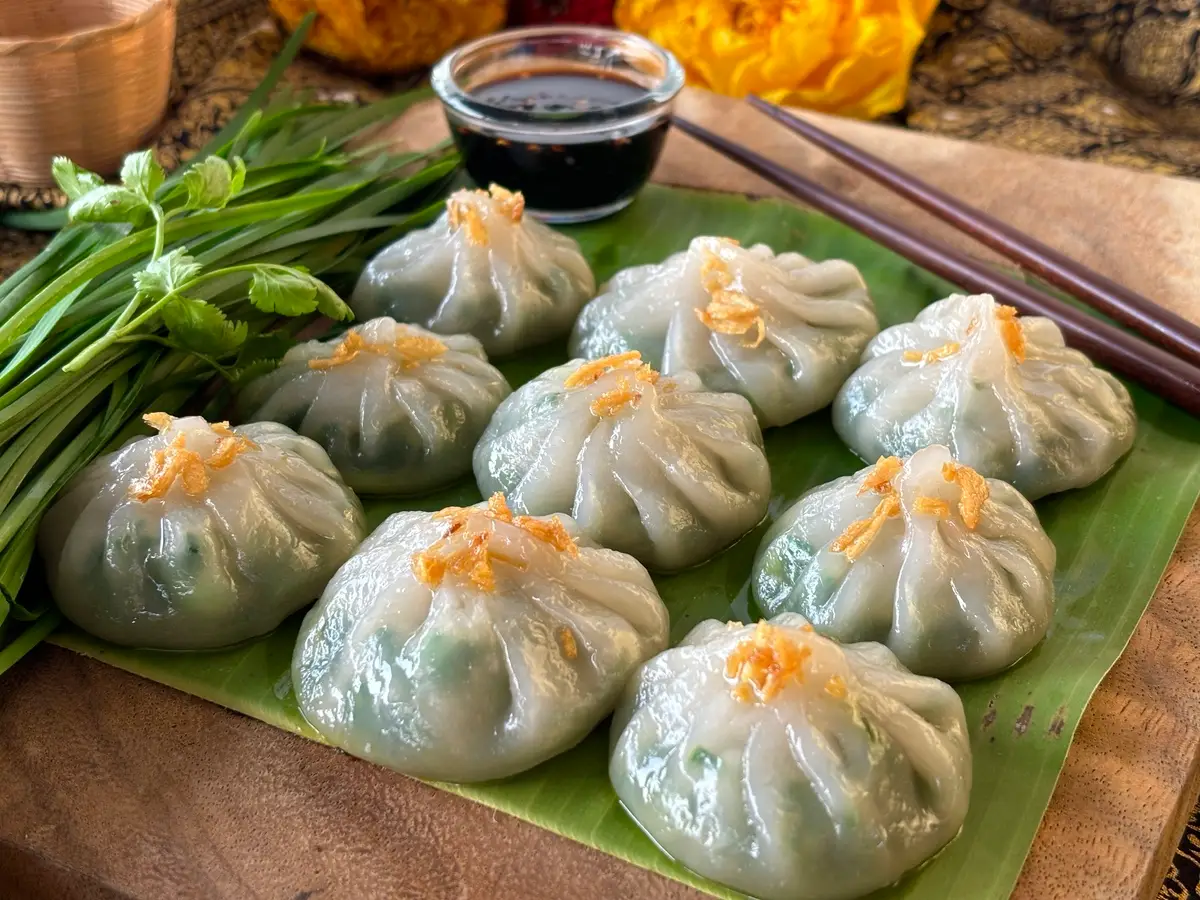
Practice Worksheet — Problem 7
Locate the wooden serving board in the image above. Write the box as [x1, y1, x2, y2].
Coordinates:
[2, 87, 1199, 900]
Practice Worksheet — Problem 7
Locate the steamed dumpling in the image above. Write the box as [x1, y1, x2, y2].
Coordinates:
[473, 352, 771, 571]
[236, 318, 511, 495]
[570, 236, 879, 427]
[833, 293, 1136, 499]
[753, 446, 1055, 680]
[293, 494, 670, 782]
[610, 613, 972, 900]
[39, 414, 366, 650]
[351, 185, 595, 356]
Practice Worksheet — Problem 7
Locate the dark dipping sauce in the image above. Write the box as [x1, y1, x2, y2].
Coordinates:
[452, 71, 669, 216]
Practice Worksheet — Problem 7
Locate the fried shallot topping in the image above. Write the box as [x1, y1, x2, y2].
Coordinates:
[415, 493, 579, 591]
[557, 626, 578, 661]
[830, 493, 901, 561]
[590, 377, 644, 417]
[696, 250, 765, 348]
[995, 305, 1026, 362]
[307, 328, 447, 371]
[563, 353, 662, 417]
[902, 341, 961, 366]
[942, 462, 990, 530]
[564, 351, 658, 389]
[446, 185, 525, 246]
[913, 496, 951, 518]
[486, 183, 525, 221]
[857, 456, 902, 496]
[130, 416, 259, 501]
[725, 622, 812, 704]
[412, 531, 501, 592]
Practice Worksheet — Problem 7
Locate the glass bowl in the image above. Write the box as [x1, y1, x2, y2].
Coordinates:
[432, 26, 685, 223]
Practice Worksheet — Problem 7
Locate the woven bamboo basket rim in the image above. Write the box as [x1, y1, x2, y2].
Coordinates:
[0, 0, 176, 58]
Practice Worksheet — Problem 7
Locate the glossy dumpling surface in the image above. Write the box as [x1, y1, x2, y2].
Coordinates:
[351, 185, 595, 357]
[39, 415, 366, 650]
[236, 318, 511, 495]
[473, 352, 770, 571]
[753, 446, 1055, 680]
[610, 613, 972, 900]
[293, 495, 670, 782]
[833, 293, 1136, 499]
[570, 236, 878, 427]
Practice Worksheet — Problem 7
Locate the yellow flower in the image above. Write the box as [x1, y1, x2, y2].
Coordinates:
[614, 0, 939, 119]
[270, 0, 507, 74]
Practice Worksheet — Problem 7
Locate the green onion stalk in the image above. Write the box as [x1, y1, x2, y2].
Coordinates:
[0, 17, 460, 674]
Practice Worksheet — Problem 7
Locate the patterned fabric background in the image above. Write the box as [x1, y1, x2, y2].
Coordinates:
[1, 1, 1199, 894]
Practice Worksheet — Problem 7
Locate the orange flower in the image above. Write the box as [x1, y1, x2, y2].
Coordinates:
[270, 0, 507, 74]
[615, 0, 939, 119]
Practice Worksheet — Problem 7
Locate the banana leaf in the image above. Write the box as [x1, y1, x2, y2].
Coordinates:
[49, 185, 1200, 899]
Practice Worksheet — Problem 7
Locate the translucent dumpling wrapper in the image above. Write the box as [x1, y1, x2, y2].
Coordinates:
[39, 414, 366, 650]
[752, 446, 1055, 680]
[569, 236, 879, 427]
[292, 494, 670, 782]
[351, 185, 596, 357]
[833, 293, 1136, 499]
[610, 613, 972, 900]
[473, 352, 771, 571]
[235, 318, 511, 495]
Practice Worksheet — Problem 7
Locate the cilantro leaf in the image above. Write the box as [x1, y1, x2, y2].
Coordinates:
[133, 249, 203, 301]
[162, 296, 248, 357]
[182, 156, 247, 211]
[312, 279, 353, 321]
[68, 186, 148, 224]
[51, 158, 106, 202]
[120, 150, 165, 204]
[227, 331, 297, 384]
[248, 266, 320, 316]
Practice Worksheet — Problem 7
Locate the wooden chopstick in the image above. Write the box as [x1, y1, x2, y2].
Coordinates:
[747, 94, 1200, 369]
[671, 114, 1200, 417]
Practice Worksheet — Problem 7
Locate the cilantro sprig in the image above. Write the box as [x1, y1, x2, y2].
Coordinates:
[0, 12, 457, 674]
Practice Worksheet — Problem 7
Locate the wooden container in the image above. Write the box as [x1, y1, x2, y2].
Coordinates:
[0, 0, 177, 186]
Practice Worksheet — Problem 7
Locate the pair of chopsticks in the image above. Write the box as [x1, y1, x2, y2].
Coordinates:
[672, 99, 1200, 417]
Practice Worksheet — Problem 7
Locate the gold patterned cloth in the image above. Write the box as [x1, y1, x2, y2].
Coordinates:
[909, 0, 1200, 176]
[1, 4, 1200, 893]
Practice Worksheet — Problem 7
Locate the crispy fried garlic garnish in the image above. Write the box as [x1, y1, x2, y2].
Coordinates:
[590, 377, 644, 417]
[447, 191, 490, 246]
[902, 341, 961, 366]
[486, 184, 525, 222]
[412, 531, 498, 592]
[830, 493, 901, 561]
[994, 305, 1026, 361]
[564, 353, 661, 417]
[514, 515, 579, 556]
[942, 462, 989, 530]
[130, 418, 259, 501]
[557, 626, 578, 661]
[913, 496, 951, 518]
[143, 412, 175, 433]
[416, 493, 579, 590]
[308, 328, 447, 371]
[564, 351, 658, 389]
[446, 185, 525, 246]
[696, 251, 766, 348]
[857, 456, 903, 496]
[725, 622, 812, 704]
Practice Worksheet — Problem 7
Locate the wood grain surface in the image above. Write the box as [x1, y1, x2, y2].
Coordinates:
[2, 87, 1199, 900]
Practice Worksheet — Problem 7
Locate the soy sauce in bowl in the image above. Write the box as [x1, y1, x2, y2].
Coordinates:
[432, 27, 685, 223]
